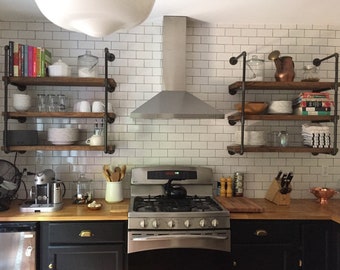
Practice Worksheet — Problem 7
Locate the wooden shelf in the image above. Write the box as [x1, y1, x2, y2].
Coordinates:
[2, 144, 115, 153]
[227, 112, 337, 125]
[2, 76, 116, 92]
[228, 81, 335, 95]
[2, 47, 116, 154]
[227, 79, 338, 155]
[4, 111, 116, 119]
[227, 145, 338, 155]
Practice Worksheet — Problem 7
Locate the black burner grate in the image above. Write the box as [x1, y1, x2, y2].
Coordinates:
[133, 195, 223, 212]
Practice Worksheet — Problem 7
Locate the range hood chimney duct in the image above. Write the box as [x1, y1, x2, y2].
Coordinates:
[130, 16, 225, 119]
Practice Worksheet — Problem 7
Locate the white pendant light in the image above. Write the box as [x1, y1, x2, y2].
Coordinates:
[34, 0, 155, 37]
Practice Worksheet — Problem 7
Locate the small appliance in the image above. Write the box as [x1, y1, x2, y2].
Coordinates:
[20, 169, 65, 212]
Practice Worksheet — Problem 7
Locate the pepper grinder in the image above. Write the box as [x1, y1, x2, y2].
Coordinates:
[226, 177, 233, 198]
[220, 177, 226, 197]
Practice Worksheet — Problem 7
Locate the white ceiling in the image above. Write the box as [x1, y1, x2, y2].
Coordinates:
[1, 0, 340, 26]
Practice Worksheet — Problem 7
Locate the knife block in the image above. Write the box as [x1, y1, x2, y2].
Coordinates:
[265, 179, 291, 205]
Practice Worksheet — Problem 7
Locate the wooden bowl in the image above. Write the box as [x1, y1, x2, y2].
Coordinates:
[235, 102, 268, 115]
[87, 201, 102, 210]
[310, 187, 338, 204]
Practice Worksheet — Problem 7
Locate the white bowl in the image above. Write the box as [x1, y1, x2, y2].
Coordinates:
[48, 128, 79, 144]
[268, 101, 292, 114]
[235, 131, 265, 146]
[13, 94, 31, 111]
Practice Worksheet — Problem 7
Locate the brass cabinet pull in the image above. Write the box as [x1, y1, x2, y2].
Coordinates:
[79, 230, 93, 237]
[254, 229, 268, 237]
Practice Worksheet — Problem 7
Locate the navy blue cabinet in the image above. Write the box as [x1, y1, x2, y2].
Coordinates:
[40, 221, 127, 270]
[230, 220, 299, 270]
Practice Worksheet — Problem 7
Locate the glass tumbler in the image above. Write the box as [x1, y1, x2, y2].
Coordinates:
[37, 94, 46, 112]
[47, 94, 57, 112]
[278, 131, 289, 147]
[57, 94, 67, 112]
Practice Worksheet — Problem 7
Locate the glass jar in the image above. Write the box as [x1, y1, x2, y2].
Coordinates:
[246, 55, 264, 81]
[302, 65, 319, 82]
[73, 174, 93, 204]
[77, 50, 98, 78]
[278, 131, 289, 147]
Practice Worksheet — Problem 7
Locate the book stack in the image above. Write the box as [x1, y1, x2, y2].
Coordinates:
[292, 92, 333, 116]
[8, 41, 52, 77]
[301, 123, 331, 148]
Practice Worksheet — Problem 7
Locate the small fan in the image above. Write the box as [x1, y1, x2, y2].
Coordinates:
[0, 159, 22, 211]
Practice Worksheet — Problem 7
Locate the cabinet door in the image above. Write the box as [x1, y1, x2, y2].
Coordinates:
[230, 220, 299, 270]
[300, 221, 331, 270]
[231, 244, 297, 270]
[47, 245, 123, 270]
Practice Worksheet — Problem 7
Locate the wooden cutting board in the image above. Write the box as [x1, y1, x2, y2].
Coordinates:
[215, 196, 265, 213]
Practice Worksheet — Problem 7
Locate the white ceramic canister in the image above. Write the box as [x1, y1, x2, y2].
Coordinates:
[105, 181, 123, 203]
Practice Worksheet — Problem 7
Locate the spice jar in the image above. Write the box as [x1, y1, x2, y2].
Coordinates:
[73, 174, 93, 204]
[77, 50, 98, 78]
[302, 65, 319, 82]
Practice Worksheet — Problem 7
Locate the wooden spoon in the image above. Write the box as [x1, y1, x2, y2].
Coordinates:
[102, 165, 111, 182]
[120, 165, 126, 180]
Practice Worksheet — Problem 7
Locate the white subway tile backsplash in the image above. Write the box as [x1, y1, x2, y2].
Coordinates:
[1, 19, 340, 200]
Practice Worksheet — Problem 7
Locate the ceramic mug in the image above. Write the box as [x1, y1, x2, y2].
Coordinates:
[85, 134, 104, 146]
[92, 101, 105, 112]
[74, 101, 91, 112]
[92, 101, 113, 112]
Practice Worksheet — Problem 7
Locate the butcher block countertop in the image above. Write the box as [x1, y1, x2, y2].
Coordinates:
[1, 197, 340, 224]
[0, 199, 130, 222]
[218, 197, 340, 224]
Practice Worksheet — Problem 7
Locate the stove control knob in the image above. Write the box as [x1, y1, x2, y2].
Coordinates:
[199, 219, 206, 228]
[184, 220, 191, 228]
[139, 219, 147, 228]
[211, 219, 219, 227]
[167, 220, 175, 228]
[152, 219, 159, 228]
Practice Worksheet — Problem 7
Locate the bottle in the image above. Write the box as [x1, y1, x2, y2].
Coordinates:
[77, 50, 98, 78]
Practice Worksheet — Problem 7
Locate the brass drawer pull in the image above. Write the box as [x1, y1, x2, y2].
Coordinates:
[254, 229, 268, 237]
[79, 230, 93, 238]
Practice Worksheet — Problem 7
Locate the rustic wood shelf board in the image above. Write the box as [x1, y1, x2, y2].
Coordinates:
[2, 76, 116, 90]
[229, 81, 335, 93]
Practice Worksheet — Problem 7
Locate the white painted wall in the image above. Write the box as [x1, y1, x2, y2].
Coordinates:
[0, 18, 339, 201]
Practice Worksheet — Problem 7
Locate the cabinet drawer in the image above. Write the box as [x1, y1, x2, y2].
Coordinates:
[48, 221, 126, 244]
[231, 220, 296, 244]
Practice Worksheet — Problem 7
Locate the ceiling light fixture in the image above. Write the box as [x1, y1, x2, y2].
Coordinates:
[34, 0, 155, 38]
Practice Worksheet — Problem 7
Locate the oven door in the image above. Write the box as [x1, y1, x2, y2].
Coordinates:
[128, 230, 230, 253]
[128, 230, 231, 270]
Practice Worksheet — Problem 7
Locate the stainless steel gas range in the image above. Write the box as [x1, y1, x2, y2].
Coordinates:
[128, 166, 230, 254]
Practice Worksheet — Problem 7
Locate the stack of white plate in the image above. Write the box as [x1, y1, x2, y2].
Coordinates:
[268, 101, 292, 114]
[48, 128, 79, 145]
[235, 131, 265, 146]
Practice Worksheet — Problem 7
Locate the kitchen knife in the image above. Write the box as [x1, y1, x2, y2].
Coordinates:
[280, 173, 287, 187]
[275, 170, 282, 181]
[280, 172, 293, 194]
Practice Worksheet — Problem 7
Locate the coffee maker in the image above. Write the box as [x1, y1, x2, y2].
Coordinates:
[20, 169, 66, 212]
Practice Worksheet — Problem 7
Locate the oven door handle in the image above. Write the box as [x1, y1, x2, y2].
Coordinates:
[132, 234, 229, 241]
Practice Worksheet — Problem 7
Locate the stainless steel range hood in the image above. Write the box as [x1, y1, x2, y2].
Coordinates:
[130, 16, 225, 119]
